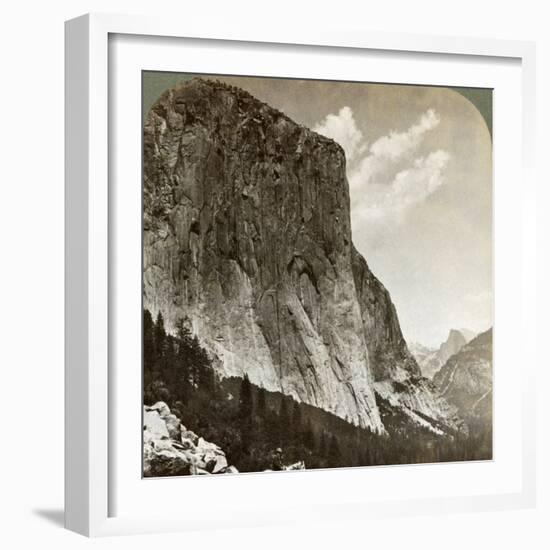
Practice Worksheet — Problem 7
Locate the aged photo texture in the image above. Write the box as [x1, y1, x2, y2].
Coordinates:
[142, 72, 493, 477]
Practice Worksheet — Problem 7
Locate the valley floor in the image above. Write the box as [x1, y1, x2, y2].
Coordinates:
[143, 310, 492, 477]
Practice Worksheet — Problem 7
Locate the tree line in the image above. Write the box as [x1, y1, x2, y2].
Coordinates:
[143, 308, 345, 471]
[143, 308, 492, 473]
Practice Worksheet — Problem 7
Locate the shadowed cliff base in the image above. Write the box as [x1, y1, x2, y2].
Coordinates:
[143, 309, 492, 475]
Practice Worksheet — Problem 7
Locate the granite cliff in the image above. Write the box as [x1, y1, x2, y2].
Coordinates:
[143, 78, 462, 435]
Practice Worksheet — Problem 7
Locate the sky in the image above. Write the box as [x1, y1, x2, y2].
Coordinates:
[144, 73, 493, 348]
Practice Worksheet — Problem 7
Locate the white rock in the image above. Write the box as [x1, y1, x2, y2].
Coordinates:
[182, 429, 199, 445]
[143, 402, 236, 477]
[143, 410, 169, 440]
[284, 461, 305, 471]
[148, 401, 171, 418]
[212, 455, 228, 473]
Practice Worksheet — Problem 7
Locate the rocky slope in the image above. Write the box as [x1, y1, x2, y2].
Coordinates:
[143, 78, 462, 435]
[411, 329, 474, 379]
[144, 401, 305, 476]
[433, 329, 492, 427]
[144, 401, 236, 476]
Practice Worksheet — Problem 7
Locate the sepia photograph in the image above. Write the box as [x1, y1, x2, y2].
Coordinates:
[142, 72, 493, 477]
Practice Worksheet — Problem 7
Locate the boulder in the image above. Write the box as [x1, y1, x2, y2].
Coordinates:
[181, 429, 199, 446]
[143, 401, 236, 478]
[147, 401, 182, 439]
[284, 461, 306, 471]
[147, 401, 171, 417]
[143, 410, 169, 440]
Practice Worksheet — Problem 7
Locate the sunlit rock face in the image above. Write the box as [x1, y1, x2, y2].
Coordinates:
[143, 78, 460, 434]
[351, 249, 464, 434]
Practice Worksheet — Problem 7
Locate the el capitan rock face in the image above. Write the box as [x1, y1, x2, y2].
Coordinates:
[143, 78, 461, 434]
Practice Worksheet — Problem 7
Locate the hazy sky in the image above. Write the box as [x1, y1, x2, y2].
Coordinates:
[144, 73, 493, 347]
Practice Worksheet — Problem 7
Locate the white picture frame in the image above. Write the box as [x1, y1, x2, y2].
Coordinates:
[65, 13, 537, 537]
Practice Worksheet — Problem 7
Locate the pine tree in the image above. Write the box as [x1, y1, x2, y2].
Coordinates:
[319, 431, 327, 458]
[143, 309, 155, 374]
[328, 434, 341, 468]
[292, 401, 303, 445]
[169, 334, 182, 389]
[174, 317, 191, 398]
[189, 334, 209, 386]
[201, 363, 216, 394]
[266, 406, 281, 449]
[238, 375, 253, 420]
[303, 419, 315, 451]
[154, 310, 166, 358]
[175, 317, 193, 351]
[238, 375, 254, 450]
[257, 387, 267, 419]
[279, 397, 291, 445]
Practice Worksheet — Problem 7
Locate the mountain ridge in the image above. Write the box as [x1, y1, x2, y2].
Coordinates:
[433, 328, 493, 431]
[410, 328, 478, 379]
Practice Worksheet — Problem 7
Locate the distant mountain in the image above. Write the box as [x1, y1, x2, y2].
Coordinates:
[433, 329, 492, 431]
[459, 328, 477, 344]
[439, 329, 468, 365]
[409, 329, 476, 379]
[408, 341, 433, 365]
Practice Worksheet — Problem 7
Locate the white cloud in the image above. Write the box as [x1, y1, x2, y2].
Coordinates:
[357, 150, 450, 221]
[313, 106, 366, 163]
[350, 108, 441, 189]
[346, 109, 448, 225]
[369, 108, 440, 161]
[314, 107, 449, 227]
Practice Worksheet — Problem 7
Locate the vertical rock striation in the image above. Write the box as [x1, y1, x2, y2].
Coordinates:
[143, 78, 461, 434]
